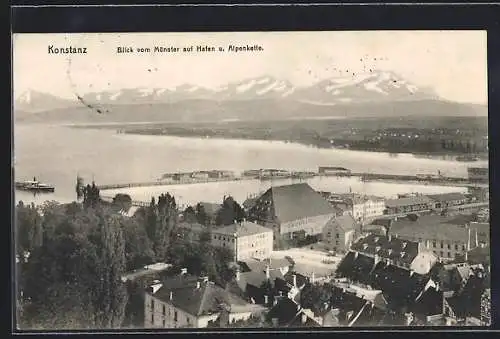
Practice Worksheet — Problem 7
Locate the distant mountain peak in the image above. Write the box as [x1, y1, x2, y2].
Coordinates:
[15, 71, 443, 113]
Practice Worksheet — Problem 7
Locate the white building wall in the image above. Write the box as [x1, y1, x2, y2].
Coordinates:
[281, 214, 334, 235]
[144, 293, 199, 328]
[352, 199, 386, 223]
[396, 235, 470, 260]
[235, 231, 273, 261]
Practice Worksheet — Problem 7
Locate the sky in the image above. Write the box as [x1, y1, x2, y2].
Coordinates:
[13, 31, 487, 104]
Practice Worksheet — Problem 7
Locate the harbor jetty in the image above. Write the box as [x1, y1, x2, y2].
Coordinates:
[95, 166, 488, 192]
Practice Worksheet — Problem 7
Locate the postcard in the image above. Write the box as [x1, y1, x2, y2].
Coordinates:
[13, 31, 490, 330]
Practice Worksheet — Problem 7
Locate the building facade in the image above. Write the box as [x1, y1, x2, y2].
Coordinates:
[144, 275, 257, 328]
[247, 183, 336, 249]
[385, 195, 434, 215]
[389, 215, 476, 261]
[323, 214, 357, 254]
[211, 222, 274, 261]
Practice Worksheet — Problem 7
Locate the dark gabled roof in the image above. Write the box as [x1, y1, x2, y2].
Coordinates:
[336, 252, 375, 285]
[370, 263, 429, 309]
[467, 245, 490, 266]
[267, 298, 301, 326]
[351, 233, 419, 266]
[385, 196, 434, 208]
[283, 271, 308, 288]
[412, 287, 443, 316]
[151, 275, 248, 317]
[390, 215, 473, 243]
[446, 274, 485, 320]
[213, 221, 272, 237]
[426, 192, 467, 203]
[264, 183, 335, 223]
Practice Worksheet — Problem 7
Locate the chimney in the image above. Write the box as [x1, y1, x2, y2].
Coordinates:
[293, 274, 297, 287]
[169, 291, 173, 300]
[301, 313, 308, 324]
[264, 295, 269, 305]
[467, 228, 472, 251]
[265, 265, 270, 279]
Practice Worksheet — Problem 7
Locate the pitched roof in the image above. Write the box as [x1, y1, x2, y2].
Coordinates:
[240, 258, 290, 272]
[385, 196, 434, 208]
[467, 245, 490, 266]
[213, 221, 272, 237]
[390, 215, 473, 243]
[284, 271, 309, 288]
[265, 183, 335, 223]
[236, 269, 286, 291]
[426, 192, 468, 203]
[151, 275, 249, 317]
[267, 298, 302, 326]
[330, 214, 357, 232]
[351, 233, 420, 267]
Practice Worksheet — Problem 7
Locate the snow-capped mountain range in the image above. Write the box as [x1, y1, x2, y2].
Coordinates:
[15, 71, 438, 112]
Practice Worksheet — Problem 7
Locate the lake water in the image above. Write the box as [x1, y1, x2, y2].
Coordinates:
[14, 124, 487, 208]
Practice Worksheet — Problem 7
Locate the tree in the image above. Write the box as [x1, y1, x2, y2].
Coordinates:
[195, 203, 210, 226]
[19, 204, 129, 329]
[16, 201, 43, 258]
[122, 215, 155, 271]
[112, 194, 133, 214]
[183, 206, 198, 223]
[216, 196, 246, 226]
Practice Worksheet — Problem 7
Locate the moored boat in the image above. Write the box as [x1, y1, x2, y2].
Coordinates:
[15, 178, 55, 193]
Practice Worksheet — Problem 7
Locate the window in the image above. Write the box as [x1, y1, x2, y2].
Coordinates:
[162, 305, 166, 315]
[448, 252, 451, 258]
[174, 311, 178, 322]
[447, 244, 451, 249]
[151, 299, 155, 310]
[433, 241, 436, 248]
[455, 244, 459, 251]
[440, 251, 444, 257]
[151, 313, 154, 324]
[336, 233, 340, 239]
[440, 242, 444, 249]
[336, 240, 339, 246]
[187, 317, 190, 325]
[162, 318, 166, 327]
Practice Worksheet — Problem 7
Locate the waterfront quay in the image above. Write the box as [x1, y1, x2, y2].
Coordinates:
[96, 168, 487, 192]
